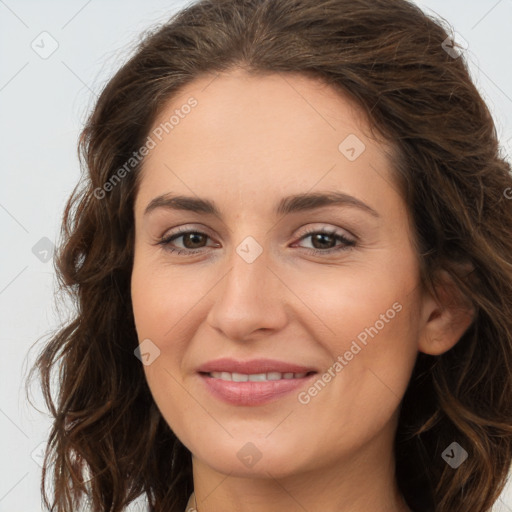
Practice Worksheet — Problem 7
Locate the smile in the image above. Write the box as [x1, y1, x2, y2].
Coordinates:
[207, 371, 311, 381]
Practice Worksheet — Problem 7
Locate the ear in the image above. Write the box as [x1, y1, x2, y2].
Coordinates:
[418, 268, 475, 356]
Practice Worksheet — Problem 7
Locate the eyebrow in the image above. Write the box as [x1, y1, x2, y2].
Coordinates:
[143, 191, 380, 218]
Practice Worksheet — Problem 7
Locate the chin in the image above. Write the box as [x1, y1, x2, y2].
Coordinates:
[187, 433, 311, 478]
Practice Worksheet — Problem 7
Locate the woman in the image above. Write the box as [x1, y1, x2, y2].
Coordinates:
[28, 0, 512, 511]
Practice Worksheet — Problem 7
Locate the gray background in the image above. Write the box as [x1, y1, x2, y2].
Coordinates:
[1, 0, 511, 510]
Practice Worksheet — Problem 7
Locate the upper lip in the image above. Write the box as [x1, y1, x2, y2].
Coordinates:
[197, 358, 317, 374]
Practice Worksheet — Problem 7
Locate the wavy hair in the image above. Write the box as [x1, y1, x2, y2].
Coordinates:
[27, 0, 512, 510]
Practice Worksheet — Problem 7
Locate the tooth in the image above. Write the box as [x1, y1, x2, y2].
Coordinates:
[210, 371, 308, 382]
[248, 373, 267, 381]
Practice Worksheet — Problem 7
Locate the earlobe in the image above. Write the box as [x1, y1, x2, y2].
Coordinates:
[418, 269, 475, 356]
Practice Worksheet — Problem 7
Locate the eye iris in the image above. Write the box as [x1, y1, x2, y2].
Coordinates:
[183, 232, 206, 249]
[311, 232, 336, 249]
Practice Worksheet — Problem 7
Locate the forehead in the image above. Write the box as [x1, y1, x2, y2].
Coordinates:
[148, 68, 372, 153]
[135, 69, 401, 220]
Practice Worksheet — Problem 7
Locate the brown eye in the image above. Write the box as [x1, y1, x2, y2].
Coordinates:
[294, 228, 356, 254]
[179, 232, 208, 249]
[158, 229, 216, 255]
[310, 232, 337, 250]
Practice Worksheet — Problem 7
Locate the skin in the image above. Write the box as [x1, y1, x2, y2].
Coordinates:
[131, 68, 473, 512]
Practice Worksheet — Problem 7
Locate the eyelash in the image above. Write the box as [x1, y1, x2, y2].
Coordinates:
[157, 226, 356, 256]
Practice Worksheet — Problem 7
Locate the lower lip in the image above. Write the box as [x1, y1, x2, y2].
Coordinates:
[199, 373, 317, 406]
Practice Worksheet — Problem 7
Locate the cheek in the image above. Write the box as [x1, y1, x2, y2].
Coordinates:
[131, 258, 193, 341]
[131, 260, 207, 430]
[289, 255, 419, 351]
[289, 258, 420, 412]
[287, 281, 419, 464]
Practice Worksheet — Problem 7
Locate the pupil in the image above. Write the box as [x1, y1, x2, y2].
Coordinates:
[184, 233, 204, 248]
[313, 233, 334, 249]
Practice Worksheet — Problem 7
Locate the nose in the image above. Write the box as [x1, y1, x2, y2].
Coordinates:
[205, 237, 289, 342]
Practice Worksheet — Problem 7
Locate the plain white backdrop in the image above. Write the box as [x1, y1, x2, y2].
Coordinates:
[1, 0, 511, 510]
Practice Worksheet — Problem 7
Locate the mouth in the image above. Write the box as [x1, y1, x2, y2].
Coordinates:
[196, 359, 318, 406]
[203, 370, 316, 381]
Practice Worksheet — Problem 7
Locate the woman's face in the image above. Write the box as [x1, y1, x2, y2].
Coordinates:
[131, 69, 426, 479]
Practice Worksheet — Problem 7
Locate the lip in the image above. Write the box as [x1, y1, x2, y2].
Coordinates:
[197, 358, 318, 406]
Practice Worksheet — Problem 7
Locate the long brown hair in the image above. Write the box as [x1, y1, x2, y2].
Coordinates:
[27, 0, 512, 510]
